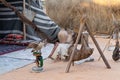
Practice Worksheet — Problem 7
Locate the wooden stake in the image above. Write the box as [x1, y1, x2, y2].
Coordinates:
[48, 42, 59, 59]
[85, 23, 111, 69]
[23, 0, 26, 40]
[65, 16, 86, 73]
[98, 34, 112, 61]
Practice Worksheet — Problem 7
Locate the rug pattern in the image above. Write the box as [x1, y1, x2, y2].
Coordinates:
[0, 44, 26, 55]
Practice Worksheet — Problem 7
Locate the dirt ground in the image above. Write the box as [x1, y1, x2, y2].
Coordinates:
[0, 37, 120, 80]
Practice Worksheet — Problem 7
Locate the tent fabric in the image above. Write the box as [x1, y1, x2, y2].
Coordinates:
[0, 0, 60, 41]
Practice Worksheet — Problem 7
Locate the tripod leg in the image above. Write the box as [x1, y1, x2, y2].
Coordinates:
[65, 16, 86, 73]
[85, 23, 111, 69]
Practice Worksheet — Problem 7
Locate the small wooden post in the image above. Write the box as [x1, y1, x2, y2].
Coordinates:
[65, 16, 86, 73]
[48, 42, 59, 59]
[23, 0, 26, 40]
[85, 23, 111, 69]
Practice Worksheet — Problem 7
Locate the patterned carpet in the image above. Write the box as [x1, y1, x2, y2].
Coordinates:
[0, 44, 53, 75]
[0, 44, 26, 55]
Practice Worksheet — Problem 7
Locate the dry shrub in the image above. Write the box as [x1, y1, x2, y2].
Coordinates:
[45, 0, 120, 34]
[45, 0, 72, 29]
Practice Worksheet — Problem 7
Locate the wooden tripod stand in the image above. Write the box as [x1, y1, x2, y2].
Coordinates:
[98, 14, 120, 61]
[65, 16, 111, 73]
[111, 15, 120, 61]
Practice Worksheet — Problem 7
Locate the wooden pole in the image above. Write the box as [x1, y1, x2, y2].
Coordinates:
[48, 42, 59, 59]
[98, 35, 112, 61]
[65, 16, 86, 73]
[23, 0, 26, 40]
[98, 28, 115, 61]
[85, 23, 111, 69]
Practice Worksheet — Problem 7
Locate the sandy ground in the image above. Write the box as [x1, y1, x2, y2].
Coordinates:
[0, 37, 120, 80]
